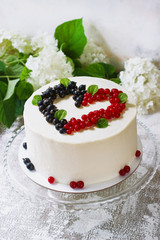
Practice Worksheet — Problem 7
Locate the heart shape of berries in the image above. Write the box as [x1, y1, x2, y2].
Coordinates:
[33, 78, 127, 135]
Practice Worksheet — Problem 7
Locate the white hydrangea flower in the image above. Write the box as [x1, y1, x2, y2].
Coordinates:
[120, 57, 160, 114]
[26, 34, 73, 89]
[79, 39, 109, 66]
[0, 29, 32, 54]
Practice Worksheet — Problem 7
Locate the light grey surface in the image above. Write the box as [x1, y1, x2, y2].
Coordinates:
[0, 113, 160, 240]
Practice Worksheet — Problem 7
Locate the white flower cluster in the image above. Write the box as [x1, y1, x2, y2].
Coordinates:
[0, 29, 32, 54]
[79, 39, 110, 66]
[120, 57, 160, 114]
[26, 33, 73, 90]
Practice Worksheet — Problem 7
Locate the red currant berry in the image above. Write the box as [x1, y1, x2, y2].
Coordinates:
[77, 181, 84, 189]
[109, 97, 115, 104]
[48, 176, 55, 184]
[114, 97, 120, 103]
[88, 97, 93, 104]
[70, 181, 77, 189]
[91, 116, 98, 124]
[115, 112, 120, 118]
[64, 124, 69, 129]
[105, 88, 110, 95]
[81, 114, 87, 121]
[96, 94, 102, 101]
[86, 121, 92, 127]
[98, 88, 105, 94]
[88, 111, 94, 119]
[111, 88, 119, 95]
[69, 126, 74, 131]
[119, 169, 126, 176]
[124, 165, 130, 173]
[135, 150, 141, 157]
[82, 100, 87, 106]
[70, 117, 76, 124]
[66, 129, 72, 135]
[80, 121, 85, 129]
[75, 125, 80, 131]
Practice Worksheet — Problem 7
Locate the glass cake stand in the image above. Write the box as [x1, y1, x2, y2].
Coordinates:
[3, 120, 158, 210]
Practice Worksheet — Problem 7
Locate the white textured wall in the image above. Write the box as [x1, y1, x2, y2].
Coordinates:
[1, 0, 160, 68]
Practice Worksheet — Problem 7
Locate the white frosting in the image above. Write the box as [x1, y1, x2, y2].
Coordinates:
[24, 77, 137, 185]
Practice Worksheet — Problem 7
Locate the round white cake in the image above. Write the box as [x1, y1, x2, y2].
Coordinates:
[23, 76, 137, 187]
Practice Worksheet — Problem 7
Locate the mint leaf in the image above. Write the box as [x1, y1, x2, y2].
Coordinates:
[110, 78, 121, 84]
[118, 92, 128, 103]
[60, 78, 71, 87]
[54, 109, 67, 120]
[16, 81, 33, 100]
[32, 95, 42, 106]
[20, 67, 32, 81]
[54, 18, 87, 59]
[96, 118, 108, 128]
[0, 82, 7, 100]
[87, 85, 98, 95]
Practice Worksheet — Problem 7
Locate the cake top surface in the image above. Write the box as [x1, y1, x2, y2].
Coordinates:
[24, 76, 136, 144]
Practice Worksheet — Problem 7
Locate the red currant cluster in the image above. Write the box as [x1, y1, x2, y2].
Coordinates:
[64, 88, 126, 134]
[119, 165, 131, 176]
[70, 180, 84, 189]
[82, 88, 122, 106]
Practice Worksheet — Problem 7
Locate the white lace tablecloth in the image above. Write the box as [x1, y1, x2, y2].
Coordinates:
[0, 112, 160, 240]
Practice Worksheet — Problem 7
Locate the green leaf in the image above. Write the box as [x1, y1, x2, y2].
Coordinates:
[15, 97, 26, 117]
[18, 52, 30, 63]
[7, 63, 24, 77]
[32, 95, 42, 106]
[20, 67, 32, 81]
[96, 118, 108, 128]
[0, 94, 16, 128]
[73, 59, 82, 68]
[0, 82, 7, 100]
[66, 57, 75, 69]
[6, 55, 18, 64]
[0, 61, 6, 73]
[4, 79, 19, 100]
[87, 85, 98, 95]
[118, 92, 128, 103]
[0, 79, 19, 127]
[54, 109, 67, 120]
[54, 18, 87, 59]
[99, 63, 115, 78]
[85, 63, 106, 78]
[16, 81, 34, 100]
[73, 67, 90, 77]
[110, 78, 121, 84]
[60, 78, 71, 87]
